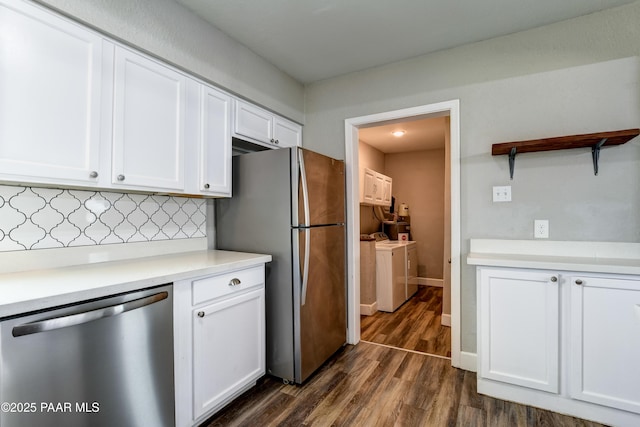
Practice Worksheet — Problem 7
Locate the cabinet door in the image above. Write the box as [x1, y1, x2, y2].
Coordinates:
[234, 100, 273, 144]
[373, 173, 385, 205]
[406, 245, 418, 298]
[376, 249, 406, 312]
[199, 85, 231, 196]
[569, 275, 640, 414]
[192, 287, 265, 420]
[0, 0, 103, 185]
[362, 168, 376, 204]
[273, 116, 301, 147]
[112, 46, 185, 191]
[381, 175, 393, 206]
[478, 268, 559, 393]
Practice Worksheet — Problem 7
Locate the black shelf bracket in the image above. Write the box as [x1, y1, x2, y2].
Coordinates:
[591, 138, 607, 176]
[508, 147, 517, 180]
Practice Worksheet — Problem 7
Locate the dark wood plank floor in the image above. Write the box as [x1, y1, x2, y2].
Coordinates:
[361, 286, 451, 357]
[203, 342, 604, 427]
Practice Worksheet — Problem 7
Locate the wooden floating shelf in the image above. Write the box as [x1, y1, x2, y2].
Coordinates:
[492, 128, 640, 179]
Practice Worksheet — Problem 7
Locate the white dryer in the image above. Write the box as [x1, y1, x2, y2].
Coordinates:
[370, 233, 418, 312]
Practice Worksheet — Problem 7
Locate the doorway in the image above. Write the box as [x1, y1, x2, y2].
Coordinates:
[344, 100, 462, 368]
[358, 116, 450, 359]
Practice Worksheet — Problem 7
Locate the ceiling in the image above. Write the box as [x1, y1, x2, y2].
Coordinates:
[359, 116, 447, 154]
[176, 0, 633, 84]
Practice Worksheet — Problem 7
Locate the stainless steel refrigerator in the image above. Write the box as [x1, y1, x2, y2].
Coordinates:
[216, 147, 346, 384]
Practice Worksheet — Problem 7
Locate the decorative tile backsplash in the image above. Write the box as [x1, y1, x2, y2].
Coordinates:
[0, 185, 206, 252]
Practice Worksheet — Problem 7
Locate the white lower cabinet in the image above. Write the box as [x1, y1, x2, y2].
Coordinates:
[476, 266, 640, 426]
[193, 287, 264, 418]
[174, 265, 266, 427]
[478, 268, 559, 393]
[569, 275, 640, 414]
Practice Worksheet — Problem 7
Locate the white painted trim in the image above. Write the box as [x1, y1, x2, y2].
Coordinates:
[459, 351, 477, 372]
[345, 123, 361, 344]
[344, 100, 462, 369]
[359, 302, 378, 316]
[418, 277, 443, 287]
[441, 313, 451, 327]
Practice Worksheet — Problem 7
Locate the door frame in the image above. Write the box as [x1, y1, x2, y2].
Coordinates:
[344, 99, 462, 367]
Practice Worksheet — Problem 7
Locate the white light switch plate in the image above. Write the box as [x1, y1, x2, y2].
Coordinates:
[492, 186, 511, 202]
[534, 220, 549, 239]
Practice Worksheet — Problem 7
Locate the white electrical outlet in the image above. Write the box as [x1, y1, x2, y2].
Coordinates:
[492, 186, 511, 202]
[534, 220, 549, 239]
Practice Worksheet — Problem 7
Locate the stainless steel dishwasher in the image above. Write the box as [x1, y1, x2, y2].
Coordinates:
[0, 284, 174, 427]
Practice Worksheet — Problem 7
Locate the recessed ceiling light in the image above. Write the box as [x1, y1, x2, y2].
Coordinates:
[392, 130, 406, 137]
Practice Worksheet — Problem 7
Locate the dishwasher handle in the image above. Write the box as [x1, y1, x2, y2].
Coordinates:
[12, 291, 168, 337]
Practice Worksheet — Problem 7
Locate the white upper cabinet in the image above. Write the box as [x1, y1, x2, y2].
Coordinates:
[1, 0, 300, 197]
[233, 99, 301, 148]
[360, 168, 392, 207]
[193, 83, 231, 197]
[373, 173, 385, 204]
[362, 168, 376, 205]
[233, 100, 273, 144]
[273, 116, 302, 148]
[381, 175, 393, 206]
[112, 46, 186, 191]
[0, 0, 104, 186]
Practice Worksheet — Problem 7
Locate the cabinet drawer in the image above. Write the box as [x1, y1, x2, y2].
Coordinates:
[192, 266, 264, 305]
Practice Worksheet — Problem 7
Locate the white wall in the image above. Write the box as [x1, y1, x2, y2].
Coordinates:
[35, 0, 305, 123]
[384, 149, 445, 280]
[303, 2, 640, 352]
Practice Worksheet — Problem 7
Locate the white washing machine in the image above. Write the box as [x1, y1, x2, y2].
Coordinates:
[370, 233, 418, 312]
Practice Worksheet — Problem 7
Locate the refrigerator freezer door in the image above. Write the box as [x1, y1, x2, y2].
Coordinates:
[297, 148, 345, 227]
[294, 224, 346, 382]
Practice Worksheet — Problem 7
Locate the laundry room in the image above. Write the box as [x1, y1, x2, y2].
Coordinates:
[358, 115, 452, 358]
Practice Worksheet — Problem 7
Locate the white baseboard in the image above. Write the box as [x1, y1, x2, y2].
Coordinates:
[360, 302, 377, 316]
[441, 313, 451, 327]
[417, 277, 443, 287]
[459, 351, 477, 372]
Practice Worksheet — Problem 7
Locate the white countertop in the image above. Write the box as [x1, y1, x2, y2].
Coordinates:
[0, 250, 272, 318]
[467, 239, 640, 275]
[375, 239, 417, 251]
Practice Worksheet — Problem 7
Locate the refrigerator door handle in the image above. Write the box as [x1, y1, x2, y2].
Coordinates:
[299, 149, 311, 227]
[301, 227, 310, 305]
[299, 150, 311, 305]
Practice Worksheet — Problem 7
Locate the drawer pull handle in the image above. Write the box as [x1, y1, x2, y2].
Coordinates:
[89, 171, 98, 178]
[229, 278, 241, 287]
[575, 279, 583, 285]
[197, 311, 205, 318]
[550, 276, 558, 282]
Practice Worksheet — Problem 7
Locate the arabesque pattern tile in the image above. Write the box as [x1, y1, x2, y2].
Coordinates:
[0, 185, 206, 251]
